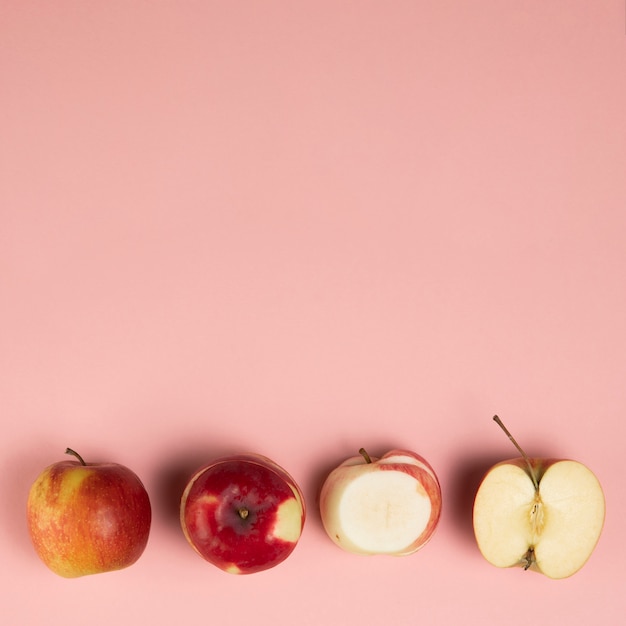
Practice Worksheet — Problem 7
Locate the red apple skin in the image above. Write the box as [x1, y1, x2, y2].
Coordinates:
[180, 454, 305, 574]
[27, 455, 152, 578]
[319, 449, 442, 555]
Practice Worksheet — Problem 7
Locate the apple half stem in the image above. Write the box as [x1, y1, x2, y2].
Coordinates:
[358, 448, 373, 464]
[523, 547, 535, 570]
[65, 448, 87, 466]
[492, 416, 539, 491]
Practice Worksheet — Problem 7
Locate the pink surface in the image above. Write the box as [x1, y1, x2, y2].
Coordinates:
[1, 2, 625, 624]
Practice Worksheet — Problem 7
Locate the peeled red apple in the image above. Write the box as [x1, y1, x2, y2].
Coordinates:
[180, 453, 305, 574]
[473, 416, 606, 579]
[27, 448, 152, 578]
[319, 448, 442, 556]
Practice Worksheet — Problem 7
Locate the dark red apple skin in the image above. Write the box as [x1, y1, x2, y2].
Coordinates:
[27, 460, 152, 577]
[180, 454, 305, 574]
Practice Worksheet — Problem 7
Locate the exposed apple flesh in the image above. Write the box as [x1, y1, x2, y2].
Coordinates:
[319, 450, 442, 555]
[180, 454, 305, 574]
[473, 417, 605, 579]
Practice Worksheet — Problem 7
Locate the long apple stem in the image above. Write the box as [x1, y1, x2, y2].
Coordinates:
[65, 448, 87, 466]
[358, 448, 372, 464]
[492, 416, 539, 490]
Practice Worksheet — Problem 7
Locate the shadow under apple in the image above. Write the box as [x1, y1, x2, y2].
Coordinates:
[151, 444, 236, 533]
[447, 438, 555, 544]
[446, 453, 509, 544]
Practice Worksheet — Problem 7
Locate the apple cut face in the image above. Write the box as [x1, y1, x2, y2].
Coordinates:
[473, 460, 605, 579]
[532, 461, 605, 579]
[338, 471, 432, 554]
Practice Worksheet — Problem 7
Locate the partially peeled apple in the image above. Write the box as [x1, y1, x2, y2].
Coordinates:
[319, 448, 442, 556]
[472, 416, 605, 579]
[180, 453, 305, 574]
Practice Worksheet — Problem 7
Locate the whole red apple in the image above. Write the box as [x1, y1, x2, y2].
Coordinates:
[180, 453, 305, 574]
[27, 448, 152, 578]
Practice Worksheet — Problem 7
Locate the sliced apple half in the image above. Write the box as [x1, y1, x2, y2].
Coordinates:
[473, 416, 605, 579]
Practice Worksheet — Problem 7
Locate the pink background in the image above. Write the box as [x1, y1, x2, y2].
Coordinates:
[1, 2, 625, 624]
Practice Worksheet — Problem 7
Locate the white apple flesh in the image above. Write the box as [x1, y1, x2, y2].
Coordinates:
[473, 417, 605, 579]
[319, 449, 442, 556]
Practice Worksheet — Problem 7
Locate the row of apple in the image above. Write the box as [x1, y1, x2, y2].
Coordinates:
[26, 416, 605, 580]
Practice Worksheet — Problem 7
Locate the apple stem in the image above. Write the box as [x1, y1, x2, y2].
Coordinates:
[492, 416, 539, 490]
[238, 508, 249, 520]
[358, 448, 372, 464]
[65, 448, 87, 466]
[523, 547, 535, 570]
